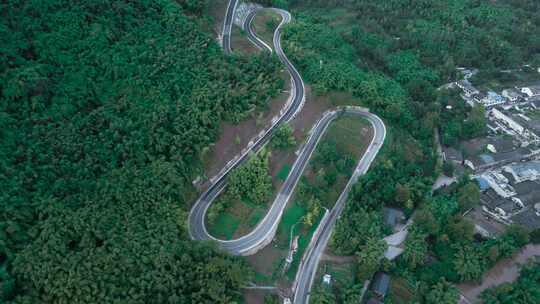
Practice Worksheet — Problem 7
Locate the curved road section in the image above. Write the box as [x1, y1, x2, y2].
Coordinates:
[221, 0, 238, 54]
[189, 4, 306, 255]
[293, 110, 385, 303]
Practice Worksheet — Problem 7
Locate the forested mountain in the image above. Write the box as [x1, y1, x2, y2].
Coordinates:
[0, 0, 282, 302]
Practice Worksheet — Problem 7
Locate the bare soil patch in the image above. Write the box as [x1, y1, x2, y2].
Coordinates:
[243, 289, 268, 304]
[231, 26, 260, 54]
[252, 11, 280, 47]
[247, 242, 287, 280]
[202, 69, 290, 181]
[207, 0, 229, 37]
[321, 251, 355, 264]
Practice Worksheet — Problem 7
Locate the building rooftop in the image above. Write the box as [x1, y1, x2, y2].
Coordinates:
[512, 208, 540, 229]
[481, 189, 520, 214]
[475, 176, 490, 191]
[383, 207, 406, 230]
[371, 272, 391, 298]
[443, 146, 463, 163]
[515, 181, 540, 206]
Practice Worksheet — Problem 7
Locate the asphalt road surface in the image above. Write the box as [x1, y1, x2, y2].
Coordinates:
[192, 4, 387, 303]
[221, 0, 238, 54]
[292, 110, 385, 304]
[189, 5, 306, 255]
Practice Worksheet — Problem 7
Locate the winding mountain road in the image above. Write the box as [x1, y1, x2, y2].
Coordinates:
[192, 2, 387, 303]
[189, 4, 306, 255]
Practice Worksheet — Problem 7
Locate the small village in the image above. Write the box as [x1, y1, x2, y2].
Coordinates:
[445, 69, 540, 237]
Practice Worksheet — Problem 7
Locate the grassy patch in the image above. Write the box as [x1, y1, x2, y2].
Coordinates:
[302, 115, 371, 209]
[471, 69, 540, 92]
[276, 201, 306, 248]
[208, 212, 240, 239]
[315, 262, 356, 291]
[248, 208, 266, 228]
[269, 115, 371, 281]
[277, 163, 291, 181]
[325, 116, 369, 158]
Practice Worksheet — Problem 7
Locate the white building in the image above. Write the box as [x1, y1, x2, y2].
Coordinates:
[502, 89, 521, 102]
[457, 80, 479, 97]
[490, 108, 525, 135]
[521, 85, 540, 98]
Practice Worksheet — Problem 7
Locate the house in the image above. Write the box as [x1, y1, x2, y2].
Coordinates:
[482, 91, 506, 107]
[442, 146, 463, 164]
[383, 208, 406, 232]
[480, 189, 522, 219]
[371, 272, 391, 299]
[490, 108, 525, 135]
[473, 92, 486, 103]
[502, 89, 522, 102]
[521, 85, 540, 98]
[322, 274, 331, 285]
[531, 99, 540, 109]
[457, 80, 479, 97]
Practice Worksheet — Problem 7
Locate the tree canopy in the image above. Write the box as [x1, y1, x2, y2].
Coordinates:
[1, 0, 282, 302]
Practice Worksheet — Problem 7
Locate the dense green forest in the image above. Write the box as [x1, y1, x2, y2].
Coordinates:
[2, 0, 540, 303]
[254, 0, 539, 302]
[0, 0, 283, 302]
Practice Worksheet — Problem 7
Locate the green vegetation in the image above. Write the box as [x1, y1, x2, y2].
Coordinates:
[271, 123, 297, 150]
[481, 260, 540, 304]
[207, 150, 274, 239]
[228, 149, 273, 205]
[3, 0, 538, 302]
[274, 116, 370, 282]
[438, 89, 487, 146]
[471, 66, 540, 92]
[277, 163, 292, 181]
[388, 180, 530, 302]
[425, 279, 460, 304]
[297, 117, 368, 210]
[310, 263, 365, 304]
[310, 286, 337, 304]
[256, 1, 539, 301]
[208, 212, 240, 240]
[285, 212, 323, 280]
[277, 201, 306, 243]
[0, 0, 284, 302]
[355, 237, 388, 281]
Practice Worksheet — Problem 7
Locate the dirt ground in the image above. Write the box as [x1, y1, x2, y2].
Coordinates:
[457, 244, 540, 302]
[321, 251, 356, 264]
[243, 289, 269, 304]
[247, 242, 287, 278]
[252, 11, 280, 47]
[231, 26, 260, 54]
[202, 69, 290, 181]
[207, 0, 228, 37]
